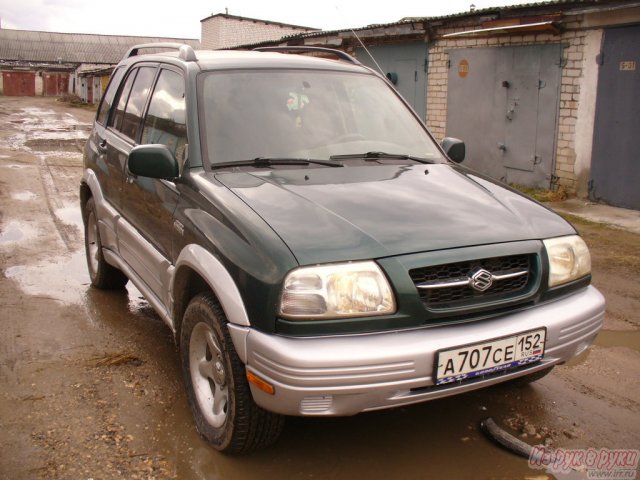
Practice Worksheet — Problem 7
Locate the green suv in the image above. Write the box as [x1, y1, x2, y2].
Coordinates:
[81, 44, 605, 453]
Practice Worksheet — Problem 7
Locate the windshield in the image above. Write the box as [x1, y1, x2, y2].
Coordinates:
[200, 69, 445, 166]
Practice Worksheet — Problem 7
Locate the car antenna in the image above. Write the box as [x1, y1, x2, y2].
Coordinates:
[332, 4, 384, 76]
[350, 28, 385, 76]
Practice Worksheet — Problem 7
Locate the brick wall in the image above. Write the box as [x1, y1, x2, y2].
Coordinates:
[426, 15, 588, 192]
[202, 16, 315, 50]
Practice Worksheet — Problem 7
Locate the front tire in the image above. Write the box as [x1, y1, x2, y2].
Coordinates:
[83, 197, 128, 289]
[180, 293, 284, 454]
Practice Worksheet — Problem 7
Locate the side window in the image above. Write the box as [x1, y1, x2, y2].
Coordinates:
[119, 67, 156, 141]
[141, 69, 187, 161]
[96, 66, 124, 125]
[110, 68, 137, 132]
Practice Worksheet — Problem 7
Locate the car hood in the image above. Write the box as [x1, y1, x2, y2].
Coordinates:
[214, 164, 574, 265]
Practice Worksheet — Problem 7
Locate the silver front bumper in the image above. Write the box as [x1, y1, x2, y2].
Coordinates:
[239, 286, 604, 416]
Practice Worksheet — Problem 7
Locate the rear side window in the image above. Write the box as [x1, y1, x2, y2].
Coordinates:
[110, 69, 137, 132]
[96, 66, 124, 126]
[119, 67, 156, 141]
[141, 69, 187, 161]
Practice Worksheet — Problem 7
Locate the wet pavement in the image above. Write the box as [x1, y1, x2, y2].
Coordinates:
[0, 97, 638, 480]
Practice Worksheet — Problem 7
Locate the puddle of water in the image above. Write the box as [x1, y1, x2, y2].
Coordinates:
[4, 250, 90, 305]
[12, 191, 37, 201]
[24, 138, 81, 153]
[566, 330, 640, 366]
[565, 347, 591, 366]
[151, 392, 540, 480]
[595, 330, 640, 352]
[2, 164, 30, 170]
[0, 221, 37, 244]
[4, 242, 148, 312]
[29, 130, 88, 141]
[20, 107, 56, 116]
[55, 203, 83, 232]
[4, 108, 91, 152]
[0, 223, 25, 243]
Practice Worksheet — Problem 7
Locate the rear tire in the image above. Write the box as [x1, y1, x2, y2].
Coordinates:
[180, 293, 284, 454]
[83, 197, 128, 289]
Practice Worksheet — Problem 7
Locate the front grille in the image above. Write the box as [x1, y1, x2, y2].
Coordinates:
[410, 254, 533, 310]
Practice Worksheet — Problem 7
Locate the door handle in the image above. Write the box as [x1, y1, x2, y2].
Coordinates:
[97, 139, 108, 153]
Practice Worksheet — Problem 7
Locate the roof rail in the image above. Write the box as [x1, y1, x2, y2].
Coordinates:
[124, 43, 197, 62]
[254, 46, 361, 66]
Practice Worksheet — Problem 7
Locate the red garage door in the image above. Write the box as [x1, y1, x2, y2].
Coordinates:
[3, 71, 36, 96]
[44, 73, 69, 96]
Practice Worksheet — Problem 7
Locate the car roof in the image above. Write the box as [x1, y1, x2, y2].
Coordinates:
[123, 49, 370, 74]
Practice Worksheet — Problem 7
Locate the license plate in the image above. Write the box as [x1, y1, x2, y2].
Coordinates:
[436, 328, 546, 385]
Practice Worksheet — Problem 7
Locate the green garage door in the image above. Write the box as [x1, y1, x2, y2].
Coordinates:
[355, 43, 427, 122]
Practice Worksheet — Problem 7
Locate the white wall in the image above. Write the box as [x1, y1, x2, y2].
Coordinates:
[201, 15, 315, 49]
[35, 73, 43, 96]
[574, 29, 603, 197]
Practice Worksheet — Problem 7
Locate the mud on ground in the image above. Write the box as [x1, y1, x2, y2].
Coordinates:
[0, 97, 638, 480]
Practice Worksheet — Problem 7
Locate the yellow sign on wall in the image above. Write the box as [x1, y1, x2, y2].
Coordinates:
[458, 59, 469, 78]
[619, 61, 636, 71]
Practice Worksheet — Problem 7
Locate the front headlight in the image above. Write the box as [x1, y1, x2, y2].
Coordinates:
[543, 235, 591, 288]
[279, 261, 396, 320]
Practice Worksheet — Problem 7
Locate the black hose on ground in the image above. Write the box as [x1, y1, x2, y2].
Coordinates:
[480, 417, 534, 459]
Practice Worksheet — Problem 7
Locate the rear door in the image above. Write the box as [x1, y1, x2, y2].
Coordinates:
[86, 66, 126, 252]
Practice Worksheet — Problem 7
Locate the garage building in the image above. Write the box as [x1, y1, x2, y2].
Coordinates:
[0, 29, 200, 103]
[236, 0, 639, 209]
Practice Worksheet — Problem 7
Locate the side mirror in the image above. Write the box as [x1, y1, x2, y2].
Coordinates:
[128, 144, 179, 179]
[441, 137, 465, 163]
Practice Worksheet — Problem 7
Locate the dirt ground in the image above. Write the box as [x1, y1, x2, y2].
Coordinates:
[0, 96, 638, 480]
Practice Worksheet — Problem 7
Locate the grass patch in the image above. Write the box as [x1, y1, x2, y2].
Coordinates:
[510, 184, 569, 203]
[557, 212, 602, 228]
[56, 94, 97, 111]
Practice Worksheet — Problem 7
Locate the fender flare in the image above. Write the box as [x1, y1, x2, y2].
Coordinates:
[81, 168, 104, 205]
[173, 244, 251, 327]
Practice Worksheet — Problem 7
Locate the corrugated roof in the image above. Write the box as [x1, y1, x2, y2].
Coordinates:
[233, 0, 621, 49]
[400, 0, 598, 21]
[0, 29, 201, 64]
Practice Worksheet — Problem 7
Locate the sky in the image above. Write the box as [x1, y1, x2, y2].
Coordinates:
[0, 0, 549, 39]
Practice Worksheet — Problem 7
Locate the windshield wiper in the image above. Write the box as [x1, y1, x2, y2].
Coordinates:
[329, 151, 435, 164]
[211, 157, 343, 170]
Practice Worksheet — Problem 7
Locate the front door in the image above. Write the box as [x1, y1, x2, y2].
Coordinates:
[121, 66, 186, 268]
